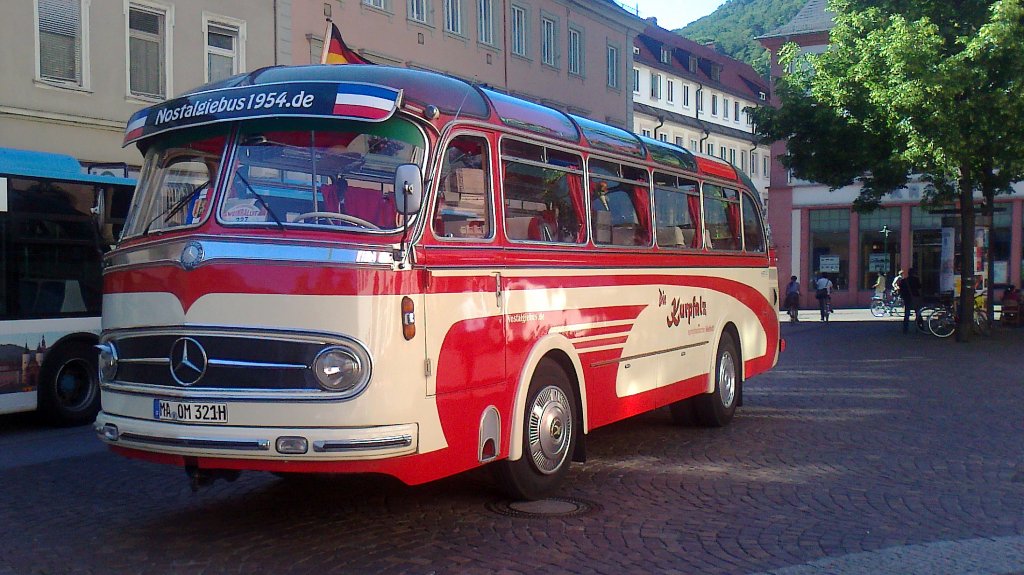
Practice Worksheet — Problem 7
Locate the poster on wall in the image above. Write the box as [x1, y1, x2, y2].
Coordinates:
[940, 227, 955, 294]
[868, 253, 890, 273]
[994, 261, 1008, 285]
[819, 255, 840, 273]
[974, 227, 989, 291]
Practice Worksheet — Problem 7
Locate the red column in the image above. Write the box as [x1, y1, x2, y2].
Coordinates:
[1011, 200, 1022, 288]
[900, 205, 913, 273]
[847, 210, 860, 307]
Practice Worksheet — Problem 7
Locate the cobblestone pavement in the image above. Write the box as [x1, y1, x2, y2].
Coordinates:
[1, 320, 1022, 575]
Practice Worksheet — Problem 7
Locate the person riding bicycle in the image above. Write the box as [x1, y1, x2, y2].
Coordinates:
[873, 273, 887, 299]
[892, 270, 904, 300]
[815, 273, 833, 322]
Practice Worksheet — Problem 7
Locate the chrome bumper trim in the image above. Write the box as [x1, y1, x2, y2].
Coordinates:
[117, 432, 271, 452]
[312, 435, 413, 452]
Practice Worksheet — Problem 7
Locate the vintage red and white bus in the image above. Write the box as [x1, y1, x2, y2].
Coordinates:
[95, 65, 781, 498]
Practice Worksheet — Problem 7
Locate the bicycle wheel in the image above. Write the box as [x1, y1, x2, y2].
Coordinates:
[917, 305, 939, 333]
[973, 309, 991, 336]
[928, 309, 956, 338]
[870, 299, 887, 317]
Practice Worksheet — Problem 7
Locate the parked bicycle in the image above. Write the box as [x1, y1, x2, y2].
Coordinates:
[927, 292, 990, 338]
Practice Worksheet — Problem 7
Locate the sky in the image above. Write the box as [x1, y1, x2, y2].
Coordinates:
[625, 0, 728, 29]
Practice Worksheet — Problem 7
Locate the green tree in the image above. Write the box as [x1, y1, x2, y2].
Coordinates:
[751, 0, 1024, 341]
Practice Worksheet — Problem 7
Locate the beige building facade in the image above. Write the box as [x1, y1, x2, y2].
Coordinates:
[0, 0, 276, 167]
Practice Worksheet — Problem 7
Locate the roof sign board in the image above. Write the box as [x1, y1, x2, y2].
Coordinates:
[124, 81, 403, 147]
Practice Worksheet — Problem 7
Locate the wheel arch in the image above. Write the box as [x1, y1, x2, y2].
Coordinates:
[507, 335, 587, 462]
[37, 331, 100, 389]
[706, 321, 743, 395]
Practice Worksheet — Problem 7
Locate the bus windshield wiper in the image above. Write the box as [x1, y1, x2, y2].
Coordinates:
[142, 181, 208, 236]
[234, 172, 285, 230]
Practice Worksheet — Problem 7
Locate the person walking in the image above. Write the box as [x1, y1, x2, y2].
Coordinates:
[899, 268, 922, 333]
[815, 273, 833, 322]
[785, 275, 801, 323]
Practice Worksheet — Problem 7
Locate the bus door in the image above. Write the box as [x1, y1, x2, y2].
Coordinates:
[419, 133, 505, 399]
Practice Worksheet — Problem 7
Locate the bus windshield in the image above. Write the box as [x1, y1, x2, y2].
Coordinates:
[123, 118, 426, 238]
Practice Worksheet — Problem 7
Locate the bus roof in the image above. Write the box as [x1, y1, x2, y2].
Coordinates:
[125, 64, 747, 187]
[0, 147, 135, 186]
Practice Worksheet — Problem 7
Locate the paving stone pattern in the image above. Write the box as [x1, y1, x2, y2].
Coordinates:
[1, 322, 1022, 574]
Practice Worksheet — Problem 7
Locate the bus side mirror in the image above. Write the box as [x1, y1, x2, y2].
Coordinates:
[394, 164, 422, 215]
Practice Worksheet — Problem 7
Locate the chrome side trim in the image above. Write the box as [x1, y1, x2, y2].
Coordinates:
[104, 238, 395, 271]
[117, 432, 271, 451]
[119, 358, 171, 365]
[312, 435, 413, 452]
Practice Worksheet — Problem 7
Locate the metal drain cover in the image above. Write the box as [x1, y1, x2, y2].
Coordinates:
[486, 497, 599, 518]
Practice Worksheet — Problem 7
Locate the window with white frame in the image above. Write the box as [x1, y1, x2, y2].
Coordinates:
[632, 67, 639, 93]
[719, 146, 726, 159]
[633, 45, 639, 55]
[752, 152, 759, 176]
[675, 136, 683, 146]
[729, 148, 735, 164]
[363, 0, 386, 8]
[723, 98, 729, 119]
[478, 0, 494, 44]
[711, 94, 718, 116]
[650, 73, 661, 99]
[697, 90, 703, 112]
[689, 138, 697, 151]
[38, 0, 86, 86]
[511, 5, 527, 56]
[741, 150, 747, 173]
[706, 143, 714, 155]
[642, 129, 652, 137]
[666, 80, 674, 103]
[567, 27, 582, 75]
[606, 45, 619, 88]
[308, 35, 323, 65]
[659, 133, 668, 142]
[206, 19, 242, 83]
[409, 0, 428, 23]
[445, 0, 462, 34]
[660, 46, 670, 64]
[734, 101, 740, 122]
[541, 16, 556, 66]
[128, 4, 167, 98]
[682, 84, 689, 107]
[763, 154, 769, 178]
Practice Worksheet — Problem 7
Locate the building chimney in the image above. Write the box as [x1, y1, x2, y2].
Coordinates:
[646, 17, 658, 25]
[704, 41, 716, 51]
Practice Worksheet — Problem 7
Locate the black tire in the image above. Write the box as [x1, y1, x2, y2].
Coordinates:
[692, 334, 740, 427]
[37, 340, 101, 427]
[494, 359, 577, 500]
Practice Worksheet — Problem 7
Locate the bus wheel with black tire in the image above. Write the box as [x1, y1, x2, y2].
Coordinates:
[38, 341, 101, 427]
[693, 334, 740, 427]
[495, 359, 577, 501]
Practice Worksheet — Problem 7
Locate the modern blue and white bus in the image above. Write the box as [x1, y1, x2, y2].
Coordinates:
[0, 147, 135, 425]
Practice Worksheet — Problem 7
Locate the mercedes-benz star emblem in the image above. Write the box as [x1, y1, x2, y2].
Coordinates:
[169, 337, 208, 386]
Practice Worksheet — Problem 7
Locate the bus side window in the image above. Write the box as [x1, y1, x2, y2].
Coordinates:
[654, 176, 699, 249]
[703, 184, 742, 251]
[434, 135, 491, 240]
[591, 179, 651, 246]
[741, 191, 766, 252]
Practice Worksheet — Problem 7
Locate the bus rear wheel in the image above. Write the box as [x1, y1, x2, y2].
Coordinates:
[494, 359, 577, 500]
[692, 334, 740, 427]
[38, 340, 101, 427]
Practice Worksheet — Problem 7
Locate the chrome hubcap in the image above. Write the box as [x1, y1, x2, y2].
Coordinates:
[528, 385, 572, 475]
[718, 351, 737, 408]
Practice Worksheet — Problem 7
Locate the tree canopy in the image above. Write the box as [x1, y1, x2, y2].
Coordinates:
[751, 0, 1024, 339]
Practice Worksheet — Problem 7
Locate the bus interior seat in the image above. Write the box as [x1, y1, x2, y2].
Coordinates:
[657, 226, 687, 247]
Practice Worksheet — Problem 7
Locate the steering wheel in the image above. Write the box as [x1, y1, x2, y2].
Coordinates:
[293, 211, 380, 230]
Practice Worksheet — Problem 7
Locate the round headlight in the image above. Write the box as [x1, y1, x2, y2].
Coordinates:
[96, 342, 118, 383]
[312, 347, 366, 393]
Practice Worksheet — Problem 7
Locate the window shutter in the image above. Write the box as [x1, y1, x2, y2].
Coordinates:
[38, 0, 82, 83]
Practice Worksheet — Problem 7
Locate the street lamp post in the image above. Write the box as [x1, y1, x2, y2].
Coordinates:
[880, 224, 892, 276]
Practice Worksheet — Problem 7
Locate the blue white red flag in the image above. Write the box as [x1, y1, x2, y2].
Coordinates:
[333, 84, 400, 120]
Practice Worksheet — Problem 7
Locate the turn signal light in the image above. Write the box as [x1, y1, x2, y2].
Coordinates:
[401, 296, 416, 340]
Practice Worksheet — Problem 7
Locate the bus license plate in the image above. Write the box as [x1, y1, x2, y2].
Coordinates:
[154, 400, 228, 423]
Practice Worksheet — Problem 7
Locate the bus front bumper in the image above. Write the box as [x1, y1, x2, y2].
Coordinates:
[94, 412, 419, 464]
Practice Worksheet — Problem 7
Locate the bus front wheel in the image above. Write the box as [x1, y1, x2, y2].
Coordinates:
[38, 340, 101, 427]
[494, 359, 577, 500]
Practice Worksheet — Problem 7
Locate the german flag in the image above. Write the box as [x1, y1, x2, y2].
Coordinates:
[320, 21, 373, 65]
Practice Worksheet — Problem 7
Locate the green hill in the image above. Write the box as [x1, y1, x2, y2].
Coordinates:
[677, 0, 807, 77]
